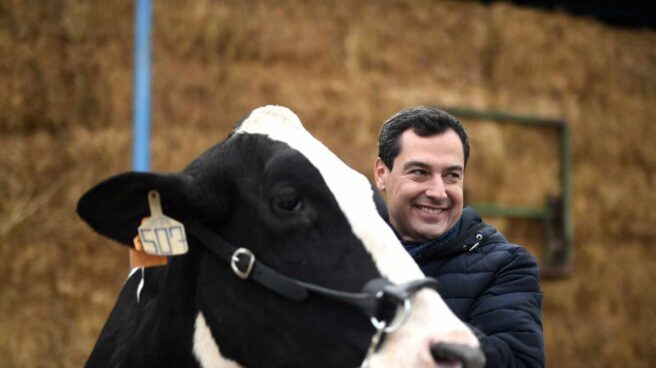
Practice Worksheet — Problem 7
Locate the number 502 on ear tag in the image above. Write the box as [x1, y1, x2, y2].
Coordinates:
[138, 190, 189, 256]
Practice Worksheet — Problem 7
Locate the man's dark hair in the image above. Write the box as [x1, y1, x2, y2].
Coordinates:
[378, 106, 470, 169]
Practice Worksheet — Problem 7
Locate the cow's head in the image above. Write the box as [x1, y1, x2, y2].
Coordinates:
[78, 106, 483, 367]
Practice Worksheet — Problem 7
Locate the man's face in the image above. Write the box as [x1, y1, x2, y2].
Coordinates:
[374, 129, 465, 243]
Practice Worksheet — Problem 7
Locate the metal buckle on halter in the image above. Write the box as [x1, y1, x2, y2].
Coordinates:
[231, 248, 255, 279]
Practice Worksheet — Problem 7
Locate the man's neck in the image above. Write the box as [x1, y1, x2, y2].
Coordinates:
[397, 220, 462, 258]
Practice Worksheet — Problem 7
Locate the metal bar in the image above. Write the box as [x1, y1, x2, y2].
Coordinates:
[542, 196, 553, 269]
[132, 0, 153, 172]
[443, 106, 574, 277]
[468, 203, 547, 220]
[559, 124, 573, 263]
[443, 107, 565, 127]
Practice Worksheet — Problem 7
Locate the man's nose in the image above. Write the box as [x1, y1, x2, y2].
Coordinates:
[425, 177, 447, 200]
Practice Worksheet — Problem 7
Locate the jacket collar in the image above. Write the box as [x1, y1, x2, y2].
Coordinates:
[390, 206, 498, 263]
[401, 220, 461, 259]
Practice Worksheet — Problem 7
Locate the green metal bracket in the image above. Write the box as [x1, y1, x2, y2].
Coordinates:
[443, 107, 573, 278]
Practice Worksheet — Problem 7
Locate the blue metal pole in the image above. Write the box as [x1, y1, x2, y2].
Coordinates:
[132, 0, 153, 172]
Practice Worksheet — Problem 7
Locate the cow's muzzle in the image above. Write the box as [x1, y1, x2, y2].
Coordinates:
[431, 342, 486, 368]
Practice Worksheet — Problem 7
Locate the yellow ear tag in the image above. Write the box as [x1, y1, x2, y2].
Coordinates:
[138, 190, 189, 256]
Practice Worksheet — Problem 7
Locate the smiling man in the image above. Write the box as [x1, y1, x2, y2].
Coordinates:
[374, 106, 545, 367]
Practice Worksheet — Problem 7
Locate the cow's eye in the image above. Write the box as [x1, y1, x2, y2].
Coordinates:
[272, 189, 302, 213]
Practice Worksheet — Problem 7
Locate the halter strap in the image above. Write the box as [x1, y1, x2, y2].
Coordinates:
[187, 221, 439, 327]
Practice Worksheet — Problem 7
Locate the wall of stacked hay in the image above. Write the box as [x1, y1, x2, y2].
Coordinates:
[1, 0, 654, 366]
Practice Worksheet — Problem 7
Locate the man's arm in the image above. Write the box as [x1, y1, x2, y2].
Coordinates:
[468, 246, 544, 368]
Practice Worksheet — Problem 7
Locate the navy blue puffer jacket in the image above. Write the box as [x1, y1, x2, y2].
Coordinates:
[403, 206, 544, 367]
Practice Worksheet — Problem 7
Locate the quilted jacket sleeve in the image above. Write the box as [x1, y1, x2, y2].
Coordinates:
[468, 246, 544, 368]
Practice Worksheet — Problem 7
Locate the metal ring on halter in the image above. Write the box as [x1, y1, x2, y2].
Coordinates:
[370, 293, 412, 333]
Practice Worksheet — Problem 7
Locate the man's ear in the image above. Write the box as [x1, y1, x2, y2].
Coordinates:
[77, 172, 206, 247]
[371, 182, 389, 222]
[373, 157, 389, 193]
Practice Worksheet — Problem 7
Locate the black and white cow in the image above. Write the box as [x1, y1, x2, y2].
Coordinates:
[77, 106, 483, 367]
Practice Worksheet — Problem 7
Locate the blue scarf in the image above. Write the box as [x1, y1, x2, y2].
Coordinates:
[401, 220, 462, 259]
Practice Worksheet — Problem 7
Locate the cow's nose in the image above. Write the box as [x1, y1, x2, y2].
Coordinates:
[431, 342, 486, 368]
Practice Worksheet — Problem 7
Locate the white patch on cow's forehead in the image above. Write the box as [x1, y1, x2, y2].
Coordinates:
[236, 105, 422, 283]
[193, 313, 242, 368]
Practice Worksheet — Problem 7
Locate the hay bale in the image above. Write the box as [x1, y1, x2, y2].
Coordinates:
[1, 1, 654, 366]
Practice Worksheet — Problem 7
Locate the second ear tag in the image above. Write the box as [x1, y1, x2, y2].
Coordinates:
[138, 190, 189, 256]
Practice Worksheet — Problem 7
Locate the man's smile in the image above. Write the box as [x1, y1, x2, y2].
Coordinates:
[414, 204, 449, 218]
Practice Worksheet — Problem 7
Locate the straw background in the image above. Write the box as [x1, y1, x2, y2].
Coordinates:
[1, 1, 655, 366]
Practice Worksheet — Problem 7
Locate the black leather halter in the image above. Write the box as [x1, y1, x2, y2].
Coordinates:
[187, 221, 440, 330]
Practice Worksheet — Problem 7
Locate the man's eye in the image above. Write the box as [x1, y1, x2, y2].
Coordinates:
[410, 169, 427, 176]
[446, 172, 462, 180]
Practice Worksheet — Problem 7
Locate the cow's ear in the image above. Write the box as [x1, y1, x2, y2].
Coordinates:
[77, 172, 203, 247]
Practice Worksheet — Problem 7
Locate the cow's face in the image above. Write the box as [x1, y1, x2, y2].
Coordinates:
[193, 134, 381, 282]
[77, 106, 481, 368]
[189, 133, 384, 366]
